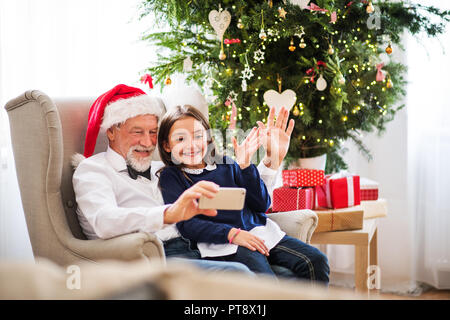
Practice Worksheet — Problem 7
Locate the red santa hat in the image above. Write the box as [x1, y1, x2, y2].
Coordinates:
[73, 84, 163, 165]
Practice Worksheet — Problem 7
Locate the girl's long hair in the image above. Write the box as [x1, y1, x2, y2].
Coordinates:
[156, 105, 218, 183]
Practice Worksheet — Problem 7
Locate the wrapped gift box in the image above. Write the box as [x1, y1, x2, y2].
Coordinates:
[272, 187, 314, 212]
[361, 198, 387, 219]
[360, 177, 379, 201]
[315, 206, 364, 233]
[282, 169, 325, 187]
[315, 172, 361, 209]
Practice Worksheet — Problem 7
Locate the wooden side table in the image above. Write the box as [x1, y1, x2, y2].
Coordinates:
[310, 218, 378, 293]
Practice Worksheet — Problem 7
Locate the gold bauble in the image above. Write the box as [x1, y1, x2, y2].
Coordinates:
[292, 106, 300, 116]
[386, 79, 393, 88]
[385, 43, 393, 54]
[289, 38, 296, 51]
[299, 40, 306, 49]
[165, 77, 172, 85]
[237, 19, 244, 29]
[225, 68, 233, 76]
[259, 29, 267, 40]
[366, 2, 374, 14]
[219, 51, 227, 60]
[328, 45, 334, 55]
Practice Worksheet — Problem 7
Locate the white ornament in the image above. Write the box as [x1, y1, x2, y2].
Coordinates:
[290, 0, 310, 10]
[183, 56, 193, 72]
[263, 89, 297, 115]
[294, 26, 305, 39]
[241, 65, 254, 80]
[259, 29, 267, 40]
[208, 9, 231, 41]
[253, 49, 265, 62]
[227, 90, 238, 103]
[316, 74, 327, 91]
[241, 79, 248, 92]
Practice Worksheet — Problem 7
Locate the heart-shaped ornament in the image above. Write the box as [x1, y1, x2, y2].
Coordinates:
[208, 9, 231, 40]
[263, 89, 297, 115]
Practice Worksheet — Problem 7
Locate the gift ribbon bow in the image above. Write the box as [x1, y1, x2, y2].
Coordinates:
[224, 38, 241, 44]
[306, 3, 337, 23]
[346, 0, 368, 7]
[376, 63, 386, 82]
[306, 61, 327, 83]
[307, 3, 328, 13]
[140, 74, 153, 89]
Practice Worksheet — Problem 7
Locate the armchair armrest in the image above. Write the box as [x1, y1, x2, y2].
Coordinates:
[268, 210, 318, 244]
[66, 232, 166, 264]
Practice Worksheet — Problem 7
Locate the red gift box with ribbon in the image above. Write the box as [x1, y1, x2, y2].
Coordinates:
[282, 169, 325, 187]
[360, 177, 379, 201]
[315, 172, 361, 209]
[272, 187, 314, 212]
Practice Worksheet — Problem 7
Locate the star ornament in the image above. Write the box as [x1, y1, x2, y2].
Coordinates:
[294, 26, 305, 39]
[241, 65, 254, 80]
[227, 90, 238, 103]
[278, 7, 287, 19]
[253, 49, 265, 62]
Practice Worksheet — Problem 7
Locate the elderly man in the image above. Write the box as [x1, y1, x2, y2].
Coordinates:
[72, 84, 300, 273]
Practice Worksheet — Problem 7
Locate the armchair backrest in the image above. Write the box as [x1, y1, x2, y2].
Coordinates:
[5, 91, 86, 261]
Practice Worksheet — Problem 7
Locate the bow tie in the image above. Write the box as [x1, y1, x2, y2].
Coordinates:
[127, 165, 151, 180]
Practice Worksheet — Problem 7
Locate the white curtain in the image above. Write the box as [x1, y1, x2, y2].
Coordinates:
[407, 1, 450, 289]
[0, 0, 156, 260]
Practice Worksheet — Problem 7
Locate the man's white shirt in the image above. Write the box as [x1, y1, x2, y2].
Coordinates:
[73, 147, 278, 241]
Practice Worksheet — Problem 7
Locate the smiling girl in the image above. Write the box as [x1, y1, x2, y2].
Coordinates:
[157, 105, 329, 283]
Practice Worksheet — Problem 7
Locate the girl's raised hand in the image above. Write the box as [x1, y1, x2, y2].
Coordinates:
[231, 127, 262, 170]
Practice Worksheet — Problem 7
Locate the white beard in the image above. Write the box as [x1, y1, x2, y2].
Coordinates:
[125, 146, 153, 172]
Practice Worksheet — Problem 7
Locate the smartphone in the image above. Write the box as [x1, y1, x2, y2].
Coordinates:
[198, 187, 246, 210]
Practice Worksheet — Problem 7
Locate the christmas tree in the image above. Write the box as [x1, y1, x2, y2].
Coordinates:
[138, 0, 449, 172]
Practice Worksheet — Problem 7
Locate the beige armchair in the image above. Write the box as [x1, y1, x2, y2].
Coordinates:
[4, 90, 318, 267]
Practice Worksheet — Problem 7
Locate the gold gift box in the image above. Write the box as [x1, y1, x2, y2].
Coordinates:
[314, 206, 364, 233]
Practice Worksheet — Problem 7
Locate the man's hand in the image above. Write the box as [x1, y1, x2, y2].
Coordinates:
[228, 228, 270, 256]
[257, 107, 295, 171]
[164, 181, 219, 224]
[232, 126, 262, 170]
